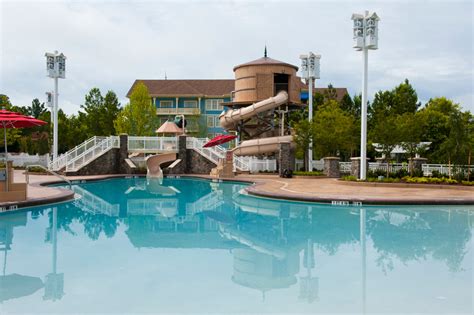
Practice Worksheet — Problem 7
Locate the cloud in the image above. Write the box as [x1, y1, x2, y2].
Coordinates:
[0, 0, 472, 114]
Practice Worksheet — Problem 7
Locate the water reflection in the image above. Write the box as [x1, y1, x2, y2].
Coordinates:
[0, 177, 472, 313]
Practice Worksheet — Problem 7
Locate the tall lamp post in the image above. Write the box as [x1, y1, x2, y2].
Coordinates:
[45, 51, 66, 165]
[351, 11, 379, 180]
[299, 52, 321, 172]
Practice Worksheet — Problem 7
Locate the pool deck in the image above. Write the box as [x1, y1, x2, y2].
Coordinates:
[1, 171, 474, 210]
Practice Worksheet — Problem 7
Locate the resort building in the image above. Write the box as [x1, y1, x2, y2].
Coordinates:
[126, 79, 234, 139]
[127, 77, 349, 138]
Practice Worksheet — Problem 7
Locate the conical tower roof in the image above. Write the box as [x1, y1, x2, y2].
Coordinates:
[233, 56, 298, 71]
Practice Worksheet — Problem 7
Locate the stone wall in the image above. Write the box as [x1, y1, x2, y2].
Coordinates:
[278, 142, 295, 177]
[187, 150, 216, 174]
[65, 148, 120, 176]
[323, 157, 340, 178]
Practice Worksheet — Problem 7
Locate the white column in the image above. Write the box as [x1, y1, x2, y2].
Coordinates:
[53, 77, 59, 161]
[360, 12, 369, 181]
[308, 77, 313, 171]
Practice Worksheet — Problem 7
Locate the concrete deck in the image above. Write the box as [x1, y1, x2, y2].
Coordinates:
[1, 171, 473, 211]
[238, 175, 474, 205]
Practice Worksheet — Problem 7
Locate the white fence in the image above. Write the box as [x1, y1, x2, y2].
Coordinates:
[240, 157, 277, 173]
[368, 162, 408, 173]
[295, 159, 324, 171]
[128, 136, 177, 153]
[422, 164, 474, 176]
[2, 153, 50, 167]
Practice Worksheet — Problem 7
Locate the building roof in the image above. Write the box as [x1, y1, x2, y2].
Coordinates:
[127, 79, 235, 98]
[233, 56, 299, 71]
[127, 79, 348, 102]
[298, 81, 349, 102]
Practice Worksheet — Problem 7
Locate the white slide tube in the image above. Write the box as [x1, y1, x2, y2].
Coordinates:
[232, 135, 294, 156]
[219, 91, 289, 130]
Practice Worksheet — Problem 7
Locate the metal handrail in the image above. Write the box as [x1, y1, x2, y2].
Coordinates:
[25, 164, 72, 190]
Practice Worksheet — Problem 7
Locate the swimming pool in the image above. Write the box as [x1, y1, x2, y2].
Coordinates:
[0, 177, 472, 314]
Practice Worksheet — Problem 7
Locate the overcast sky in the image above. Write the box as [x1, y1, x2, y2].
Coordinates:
[0, 0, 472, 114]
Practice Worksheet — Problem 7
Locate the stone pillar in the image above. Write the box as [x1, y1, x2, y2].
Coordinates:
[278, 142, 293, 177]
[119, 134, 129, 174]
[170, 135, 187, 174]
[351, 157, 370, 178]
[409, 157, 427, 175]
[323, 157, 340, 178]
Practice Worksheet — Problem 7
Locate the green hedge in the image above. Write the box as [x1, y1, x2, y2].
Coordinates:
[293, 171, 325, 176]
[341, 175, 473, 185]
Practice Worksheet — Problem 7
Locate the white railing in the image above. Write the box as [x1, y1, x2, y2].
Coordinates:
[72, 185, 120, 217]
[186, 137, 250, 171]
[422, 164, 474, 176]
[49, 136, 108, 171]
[65, 136, 120, 172]
[339, 162, 352, 173]
[128, 136, 178, 152]
[368, 162, 408, 173]
[295, 159, 324, 171]
[238, 157, 277, 173]
[186, 137, 224, 165]
[156, 108, 200, 115]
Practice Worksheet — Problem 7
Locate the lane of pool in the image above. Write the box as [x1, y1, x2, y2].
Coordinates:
[0, 177, 472, 314]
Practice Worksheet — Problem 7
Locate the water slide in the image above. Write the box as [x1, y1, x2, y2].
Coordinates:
[219, 91, 294, 156]
[146, 153, 177, 178]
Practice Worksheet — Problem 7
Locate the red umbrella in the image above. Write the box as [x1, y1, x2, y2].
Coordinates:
[203, 134, 237, 148]
[0, 108, 47, 190]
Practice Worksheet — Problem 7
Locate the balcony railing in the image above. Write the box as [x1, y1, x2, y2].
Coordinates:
[156, 108, 200, 115]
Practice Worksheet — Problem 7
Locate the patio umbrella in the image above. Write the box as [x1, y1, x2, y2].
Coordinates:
[0, 109, 47, 190]
[155, 120, 183, 134]
[203, 134, 237, 148]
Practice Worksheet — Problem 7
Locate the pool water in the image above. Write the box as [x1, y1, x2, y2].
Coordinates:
[0, 177, 472, 314]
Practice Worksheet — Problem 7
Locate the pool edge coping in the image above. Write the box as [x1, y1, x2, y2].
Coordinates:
[1, 173, 474, 212]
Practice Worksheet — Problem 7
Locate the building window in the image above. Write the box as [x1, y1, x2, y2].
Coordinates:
[214, 116, 220, 127]
[207, 116, 214, 127]
[183, 100, 198, 108]
[205, 99, 223, 111]
[160, 100, 173, 108]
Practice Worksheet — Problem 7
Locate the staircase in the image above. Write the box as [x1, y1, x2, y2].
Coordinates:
[186, 137, 249, 171]
[49, 136, 249, 174]
[49, 136, 120, 172]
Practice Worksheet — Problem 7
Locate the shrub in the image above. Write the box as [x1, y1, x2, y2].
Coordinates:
[341, 175, 357, 181]
[293, 171, 324, 176]
[368, 169, 386, 178]
[431, 170, 443, 178]
[412, 168, 424, 177]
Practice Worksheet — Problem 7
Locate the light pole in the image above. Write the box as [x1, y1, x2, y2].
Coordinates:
[45, 51, 66, 165]
[351, 11, 379, 180]
[300, 53, 321, 172]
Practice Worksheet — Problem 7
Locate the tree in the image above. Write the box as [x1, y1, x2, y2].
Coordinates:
[323, 84, 338, 102]
[293, 119, 313, 171]
[418, 97, 461, 163]
[102, 91, 121, 135]
[28, 98, 47, 118]
[370, 112, 403, 176]
[80, 88, 121, 137]
[392, 79, 420, 115]
[114, 83, 157, 136]
[312, 100, 357, 159]
[438, 111, 473, 177]
[397, 112, 428, 175]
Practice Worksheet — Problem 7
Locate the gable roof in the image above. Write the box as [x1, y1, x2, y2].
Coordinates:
[127, 79, 348, 102]
[298, 81, 349, 102]
[127, 79, 235, 98]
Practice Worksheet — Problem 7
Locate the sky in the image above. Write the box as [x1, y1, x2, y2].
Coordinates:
[0, 0, 472, 114]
